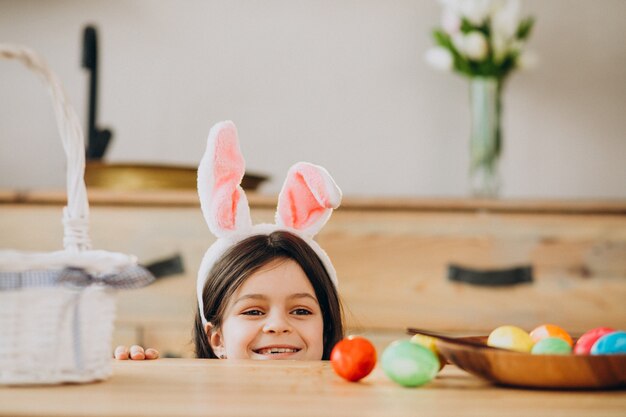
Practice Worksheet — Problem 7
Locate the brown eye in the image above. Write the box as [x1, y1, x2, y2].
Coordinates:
[292, 308, 312, 316]
[242, 309, 264, 316]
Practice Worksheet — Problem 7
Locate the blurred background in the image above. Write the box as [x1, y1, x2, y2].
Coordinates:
[1, 0, 625, 198]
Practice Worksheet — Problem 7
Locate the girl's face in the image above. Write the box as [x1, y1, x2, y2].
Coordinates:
[209, 258, 325, 360]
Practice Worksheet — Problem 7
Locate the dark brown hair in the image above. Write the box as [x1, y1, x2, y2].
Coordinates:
[193, 231, 344, 359]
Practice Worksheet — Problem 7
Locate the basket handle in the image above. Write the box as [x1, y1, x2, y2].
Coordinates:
[1, 44, 91, 252]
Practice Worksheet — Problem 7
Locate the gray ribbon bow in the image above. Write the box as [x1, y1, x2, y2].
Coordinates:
[0, 265, 155, 291]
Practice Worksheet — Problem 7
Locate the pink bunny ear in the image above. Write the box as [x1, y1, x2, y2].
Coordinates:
[198, 121, 252, 237]
[276, 162, 342, 237]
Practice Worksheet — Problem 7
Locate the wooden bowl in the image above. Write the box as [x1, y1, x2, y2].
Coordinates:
[436, 336, 626, 389]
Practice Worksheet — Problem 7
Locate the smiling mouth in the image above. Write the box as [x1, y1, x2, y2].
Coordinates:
[254, 347, 301, 355]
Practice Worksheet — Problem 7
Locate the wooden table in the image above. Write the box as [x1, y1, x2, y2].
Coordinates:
[1, 359, 624, 417]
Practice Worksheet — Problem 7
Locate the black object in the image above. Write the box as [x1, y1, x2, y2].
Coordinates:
[82, 25, 112, 159]
[143, 254, 185, 279]
[448, 264, 533, 286]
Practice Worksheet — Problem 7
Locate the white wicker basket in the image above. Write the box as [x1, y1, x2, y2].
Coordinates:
[0, 44, 154, 385]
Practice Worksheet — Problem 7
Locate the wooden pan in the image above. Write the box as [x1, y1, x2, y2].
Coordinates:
[407, 329, 626, 389]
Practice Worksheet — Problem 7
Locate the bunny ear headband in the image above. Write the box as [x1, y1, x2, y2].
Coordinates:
[196, 121, 342, 327]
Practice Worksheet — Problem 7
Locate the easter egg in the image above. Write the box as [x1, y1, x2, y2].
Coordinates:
[410, 334, 438, 352]
[531, 337, 572, 355]
[590, 331, 626, 355]
[530, 324, 573, 346]
[410, 334, 446, 370]
[330, 336, 377, 382]
[487, 325, 534, 353]
[382, 340, 439, 387]
[573, 327, 615, 355]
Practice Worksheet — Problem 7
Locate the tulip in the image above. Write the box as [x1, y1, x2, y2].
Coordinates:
[441, 6, 462, 34]
[463, 31, 489, 61]
[492, 0, 521, 40]
[458, 0, 493, 25]
[425, 47, 454, 71]
[451, 33, 465, 53]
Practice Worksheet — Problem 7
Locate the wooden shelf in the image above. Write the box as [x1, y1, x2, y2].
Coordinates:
[2, 188, 625, 214]
[2, 188, 625, 356]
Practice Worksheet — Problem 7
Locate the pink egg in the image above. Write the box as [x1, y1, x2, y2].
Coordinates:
[573, 327, 615, 355]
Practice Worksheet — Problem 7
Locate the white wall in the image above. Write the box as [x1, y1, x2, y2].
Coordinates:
[1, 0, 625, 198]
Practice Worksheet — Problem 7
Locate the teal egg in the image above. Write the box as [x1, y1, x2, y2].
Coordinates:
[381, 340, 439, 387]
[591, 331, 626, 355]
[531, 337, 572, 355]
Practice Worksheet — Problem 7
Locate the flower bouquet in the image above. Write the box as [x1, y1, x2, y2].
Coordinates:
[425, 0, 536, 197]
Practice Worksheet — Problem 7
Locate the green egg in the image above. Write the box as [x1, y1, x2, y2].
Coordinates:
[382, 340, 439, 387]
[531, 337, 572, 355]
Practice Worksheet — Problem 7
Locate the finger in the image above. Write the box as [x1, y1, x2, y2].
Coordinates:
[114, 345, 129, 360]
[129, 345, 146, 360]
[145, 348, 160, 360]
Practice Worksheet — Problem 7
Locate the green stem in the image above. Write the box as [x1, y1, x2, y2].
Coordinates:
[469, 76, 502, 197]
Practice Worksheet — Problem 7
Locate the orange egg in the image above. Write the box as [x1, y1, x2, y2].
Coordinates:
[530, 324, 573, 346]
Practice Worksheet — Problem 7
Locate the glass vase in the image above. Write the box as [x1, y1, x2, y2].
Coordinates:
[469, 76, 502, 198]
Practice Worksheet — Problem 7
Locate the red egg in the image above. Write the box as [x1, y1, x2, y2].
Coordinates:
[330, 336, 377, 382]
[573, 327, 615, 355]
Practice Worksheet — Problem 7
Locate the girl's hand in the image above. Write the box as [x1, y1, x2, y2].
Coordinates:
[114, 345, 160, 360]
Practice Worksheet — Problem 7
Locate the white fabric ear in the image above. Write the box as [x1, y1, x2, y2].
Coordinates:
[197, 121, 252, 238]
[196, 123, 342, 329]
[276, 162, 342, 237]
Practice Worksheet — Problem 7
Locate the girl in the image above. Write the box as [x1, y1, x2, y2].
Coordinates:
[115, 121, 344, 360]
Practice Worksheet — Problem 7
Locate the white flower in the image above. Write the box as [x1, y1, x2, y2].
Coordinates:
[517, 49, 539, 70]
[441, 6, 462, 34]
[491, 33, 509, 64]
[425, 47, 454, 71]
[458, 0, 494, 25]
[450, 31, 488, 61]
[463, 31, 489, 61]
[490, 0, 522, 62]
[452, 33, 465, 52]
[491, 0, 521, 40]
[441, 0, 522, 28]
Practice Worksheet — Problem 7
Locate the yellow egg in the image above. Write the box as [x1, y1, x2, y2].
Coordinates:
[487, 325, 534, 353]
[410, 334, 439, 354]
